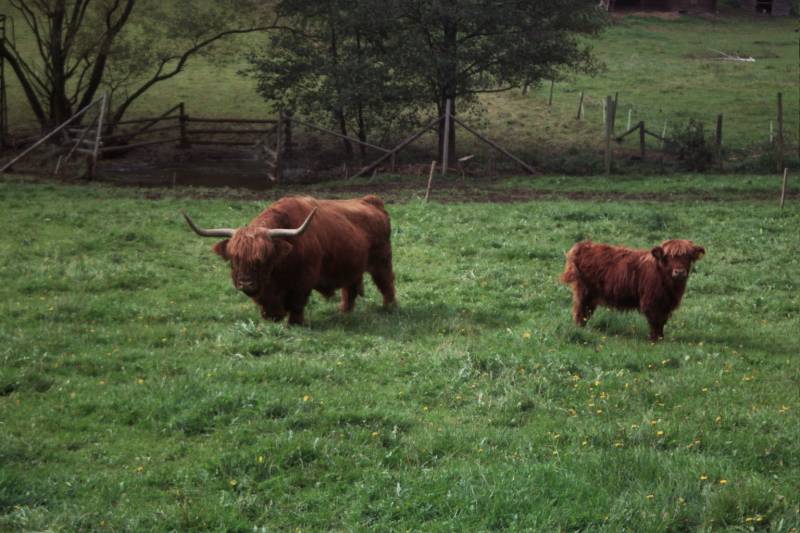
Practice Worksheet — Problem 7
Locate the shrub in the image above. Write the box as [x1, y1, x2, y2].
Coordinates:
[666, 119, 714, 171]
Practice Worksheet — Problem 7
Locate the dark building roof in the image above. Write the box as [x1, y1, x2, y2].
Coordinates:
[606, 0, 792, 15]
[606, 0, 717, 13]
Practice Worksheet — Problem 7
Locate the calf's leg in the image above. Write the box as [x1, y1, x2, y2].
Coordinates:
[643, 309, 667, 341]
[571, 283, 594, 326]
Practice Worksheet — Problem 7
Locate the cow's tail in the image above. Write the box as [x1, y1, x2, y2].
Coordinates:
[560, 244, 582, 285]
[362, 195, 386, 212]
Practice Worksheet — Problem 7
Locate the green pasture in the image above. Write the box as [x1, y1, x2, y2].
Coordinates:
[3, 10, 798, 159]
[1, 175, 798, 530]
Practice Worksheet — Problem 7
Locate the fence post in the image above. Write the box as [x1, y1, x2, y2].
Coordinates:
[441, 98, 452, 176]
[611, 92, 618, 131]
[275, 110, 284, 182]
[639, 121, 646, 159]
[283, 109, 293, 158]
[548, 80, 555, 107]
[780, 168, 788, 209]
[776, 92, 784, 174]
[605, 95, 613, 175]
[178, 102, 189, 148]
[715, 114, 723, 171]
[87, 93, 107, 180]
[424, 160, 436, 203]
[576, 91, 584, 120]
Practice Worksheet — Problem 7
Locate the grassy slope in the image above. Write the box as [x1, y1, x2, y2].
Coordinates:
[1, 177, 798, 530]
[3, 10, 798, 155]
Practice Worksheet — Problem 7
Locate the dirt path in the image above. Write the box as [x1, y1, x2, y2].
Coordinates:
[117, 175, 795, 204]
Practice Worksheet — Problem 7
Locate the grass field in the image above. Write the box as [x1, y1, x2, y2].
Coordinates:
[3, 9, 798, 161]
[1, 175, 798, 530]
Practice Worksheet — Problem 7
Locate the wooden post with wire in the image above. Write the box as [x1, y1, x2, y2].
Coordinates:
[275, 109, 285, 182]
[776, 92, 784, 174]
[178, 102, 189, 148]
[424, 160, 436, 203]
[576, 91, 584, 120]
[780, 168, 789, 209]
[715, 114, 723, 171]
[639, 121, 646, 159]
[441, 99, 452, 176]
[86, 92, 107, 179]
[605, 95, 613, 175]
[611, 92, 618, 131]
[0, 14, 8, 147]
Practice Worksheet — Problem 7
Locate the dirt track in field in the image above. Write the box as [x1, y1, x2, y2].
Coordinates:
[119, 175, 796, 205]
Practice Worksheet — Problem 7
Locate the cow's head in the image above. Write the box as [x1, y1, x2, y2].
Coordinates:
[182, 209, 316, 296]
[650, 239, 705, 281]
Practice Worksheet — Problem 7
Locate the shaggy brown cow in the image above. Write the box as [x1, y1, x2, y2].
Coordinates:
[184, 195, 396, 325]
[561, 239, 705, 340]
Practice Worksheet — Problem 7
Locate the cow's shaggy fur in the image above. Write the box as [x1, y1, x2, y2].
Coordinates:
[561, 239, 705, 340]
[211, 195, 395, 325]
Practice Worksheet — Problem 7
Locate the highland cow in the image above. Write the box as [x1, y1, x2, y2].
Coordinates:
[183, 195, 396, 325]
[561, 239, 705, 340]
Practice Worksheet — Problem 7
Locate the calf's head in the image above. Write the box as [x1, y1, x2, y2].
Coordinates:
[183, 209, 316, 296]
[651, 239, 705, 281]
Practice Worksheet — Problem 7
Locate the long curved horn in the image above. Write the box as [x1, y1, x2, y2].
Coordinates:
[182, 211, 235, 238]
[267, 207, 317, 238]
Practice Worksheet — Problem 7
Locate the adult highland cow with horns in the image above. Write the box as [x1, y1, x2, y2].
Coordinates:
[184, 195, 396, 325]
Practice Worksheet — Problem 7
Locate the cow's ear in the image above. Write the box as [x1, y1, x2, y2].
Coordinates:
[692, 246, 706, 261]
[651, 246, 665, 261]
[274, 240, 293, 261]
[212, 239, 230, 259]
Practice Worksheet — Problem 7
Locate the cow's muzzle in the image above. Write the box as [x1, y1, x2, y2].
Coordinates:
[671, 269, 688, 280]
[236, 281, 259, 296]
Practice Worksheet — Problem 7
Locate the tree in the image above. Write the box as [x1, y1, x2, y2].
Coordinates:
[0, 0, 282, 132]
[246, 0, 427, 158]
[389, 0, 607, 161]
[250, 0, 605, 161]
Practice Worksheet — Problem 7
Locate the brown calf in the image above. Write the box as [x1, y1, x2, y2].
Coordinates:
[561, 239, 705, 340]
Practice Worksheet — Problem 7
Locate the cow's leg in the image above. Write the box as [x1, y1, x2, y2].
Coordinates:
[286, 290, 311, 326]
[646, 317, 666, 341]
[370, 268, 396, 307]
[571, 283, 593, 326]
[260, 307, 287, 323]
[257, 296, 287, 323]
[643, 307, 667, 341]
[583, 299, 598, 323]
[340, 277, 364, 313]
[369, 247, 396, 307]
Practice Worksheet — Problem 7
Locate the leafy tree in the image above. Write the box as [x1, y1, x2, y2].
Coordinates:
[389, 0, 607, 160]
[250, 0, 606, 160]
[246, 0, 427, 158]
[1, 0, 281, 132]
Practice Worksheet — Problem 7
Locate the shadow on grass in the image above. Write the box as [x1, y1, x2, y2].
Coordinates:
[559, 311, 791, 356]
[307, 299, 520, 339]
